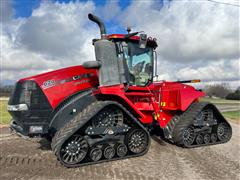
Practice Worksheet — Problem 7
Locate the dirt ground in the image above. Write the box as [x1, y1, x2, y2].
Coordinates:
[0, 122, 239, 180]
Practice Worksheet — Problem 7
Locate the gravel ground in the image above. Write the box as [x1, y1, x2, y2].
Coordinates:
[0, 122, 239, 180]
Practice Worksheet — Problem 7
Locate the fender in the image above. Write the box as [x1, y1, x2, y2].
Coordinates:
[180, 87, 205, 111]
[49, 90, 97, 135]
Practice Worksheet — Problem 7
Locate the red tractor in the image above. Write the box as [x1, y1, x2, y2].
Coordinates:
[8, 14, 232, 167]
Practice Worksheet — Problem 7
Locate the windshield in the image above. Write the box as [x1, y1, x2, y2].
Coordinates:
[123, 42, 153, 86]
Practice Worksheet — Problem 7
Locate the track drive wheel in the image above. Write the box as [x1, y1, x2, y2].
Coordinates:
[60, 135, 88, 165]
[126, 129, 149, 154]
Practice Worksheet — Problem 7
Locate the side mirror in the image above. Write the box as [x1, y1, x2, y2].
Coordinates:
[139, 34, 147, 49]
[82, 61, 101, 69]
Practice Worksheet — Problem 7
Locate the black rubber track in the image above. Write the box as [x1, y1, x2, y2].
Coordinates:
[51, 101, 151, 168]
[171, 102, 232, 148]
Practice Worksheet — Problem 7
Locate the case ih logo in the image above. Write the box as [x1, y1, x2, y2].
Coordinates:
[41, 80, 56, 89]
[41, 73, 94, 89]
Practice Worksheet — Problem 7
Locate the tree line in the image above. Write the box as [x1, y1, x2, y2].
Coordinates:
[204, 84, 240, 100]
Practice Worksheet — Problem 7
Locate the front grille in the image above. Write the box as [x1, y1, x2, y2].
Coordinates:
[9, 81, 51, 110]
[8, 80, 52, 125]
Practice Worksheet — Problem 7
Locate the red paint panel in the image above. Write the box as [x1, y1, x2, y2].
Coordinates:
[19, 66, 98, 109]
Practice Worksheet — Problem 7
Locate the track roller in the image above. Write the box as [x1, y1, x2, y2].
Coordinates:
[103, 145, 115, 159]
[115, 143, 128, 157]
[90, 147, 102, 162]
[203, 134, 210, 144]
[211, 133, 217, 143]
[196, 134, 203, 145]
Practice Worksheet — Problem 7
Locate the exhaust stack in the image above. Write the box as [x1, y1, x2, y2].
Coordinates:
[88, 13, 106, 39]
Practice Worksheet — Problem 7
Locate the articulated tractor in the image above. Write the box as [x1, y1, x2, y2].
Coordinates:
[8, 14, 232, 167]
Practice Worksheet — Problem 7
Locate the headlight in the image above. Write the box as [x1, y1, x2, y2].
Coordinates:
[7, 104, 28, 111]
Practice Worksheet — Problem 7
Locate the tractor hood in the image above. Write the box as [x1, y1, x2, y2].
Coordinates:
[11, 65, 98, 109]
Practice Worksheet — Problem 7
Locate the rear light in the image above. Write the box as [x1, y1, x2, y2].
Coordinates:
[7, 104, 28, 111]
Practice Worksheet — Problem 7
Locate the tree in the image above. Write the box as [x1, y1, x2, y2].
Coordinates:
[204, 83, 231, 98]
[226, 87, 240, 100]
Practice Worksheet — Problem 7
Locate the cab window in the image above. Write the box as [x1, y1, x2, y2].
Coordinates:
[123, 42, 153, 86]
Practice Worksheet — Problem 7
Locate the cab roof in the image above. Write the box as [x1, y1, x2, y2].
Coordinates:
[107, 34, 158, 49]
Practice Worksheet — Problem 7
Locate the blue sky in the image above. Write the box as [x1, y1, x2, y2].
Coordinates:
[12, 0, 165, 34]
[12, 0, 137, 32]
[12, 0, 132, 18]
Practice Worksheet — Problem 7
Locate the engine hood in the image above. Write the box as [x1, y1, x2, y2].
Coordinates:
[18, 65, 98, 109]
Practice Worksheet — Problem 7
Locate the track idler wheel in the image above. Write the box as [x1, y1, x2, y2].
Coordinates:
[182, 126, 195, 146]
[217, 122, 232, 141]
[126, 129, 148, 154]
[115, 143, 128, 157]
[60, 135, 88, 165]
[90, 147, 102, 162]
[103, 145, 115, 159]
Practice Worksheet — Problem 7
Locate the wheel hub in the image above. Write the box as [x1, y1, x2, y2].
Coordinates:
[126, 129, 148, 154]
[182, 126, 195, 146]
[60, 136, 88, 165]
[217, 122, 231, 141]
[67, 141, 80, 154]
[116, 144, 127, 157]
[92, 108, 123, 127]
[90, 147, 102, 162]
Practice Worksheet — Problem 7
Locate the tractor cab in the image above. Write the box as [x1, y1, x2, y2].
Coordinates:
[109, 34, 157, 86]
[84, 13, 157, 87]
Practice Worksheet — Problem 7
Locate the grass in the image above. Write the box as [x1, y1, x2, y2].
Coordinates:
[0, 100, 11, 124]
[201, 97, 240, 105]
[222, 111, 240, 121]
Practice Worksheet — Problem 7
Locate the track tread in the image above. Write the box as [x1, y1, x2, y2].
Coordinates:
[171, 102, 231, 148]
[51, 100, 150, 168]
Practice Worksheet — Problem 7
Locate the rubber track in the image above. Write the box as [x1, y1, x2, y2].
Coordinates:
[171, 102, 232, 148]
[51, 101, 151, 168]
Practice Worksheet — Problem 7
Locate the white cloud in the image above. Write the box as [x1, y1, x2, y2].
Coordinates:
[0, 0, 14, 22]
[121, 0, 239, 61]
[1, 1, 98, 81]
[119, 0, 239, 83]
[1, 0, 239, 88]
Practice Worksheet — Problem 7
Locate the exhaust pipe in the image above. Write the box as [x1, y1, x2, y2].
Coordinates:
[88, 13, 106, 39]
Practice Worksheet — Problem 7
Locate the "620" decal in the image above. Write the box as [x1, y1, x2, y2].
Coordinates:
[41, 80, 56, 89]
